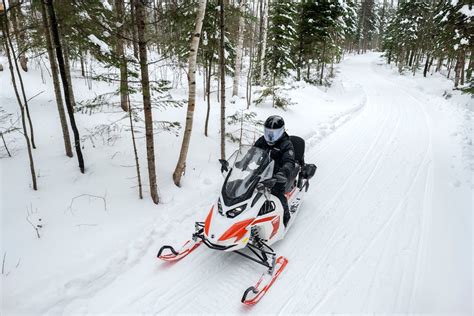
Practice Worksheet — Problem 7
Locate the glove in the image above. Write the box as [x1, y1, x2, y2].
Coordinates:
[274, 171, 287, 184]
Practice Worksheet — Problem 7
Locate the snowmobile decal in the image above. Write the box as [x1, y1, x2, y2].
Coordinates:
[204, 206, 214, 236]
[251, 215, 276, 225]
[270, 217, 280, 239]
[218, 218, 254, 242]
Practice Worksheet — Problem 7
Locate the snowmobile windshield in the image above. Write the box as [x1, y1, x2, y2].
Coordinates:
[224, 146, 273, 201]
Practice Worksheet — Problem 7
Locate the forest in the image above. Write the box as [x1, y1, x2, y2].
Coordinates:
[1, 0, 473, 314]
[1, 0, 472, 200]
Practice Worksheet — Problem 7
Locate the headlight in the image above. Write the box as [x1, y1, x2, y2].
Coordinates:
[226, 204, 247, 218]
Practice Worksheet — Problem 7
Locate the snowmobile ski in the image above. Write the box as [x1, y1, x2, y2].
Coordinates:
[157, 239, 202, 262]
[241, 256, 288, 305]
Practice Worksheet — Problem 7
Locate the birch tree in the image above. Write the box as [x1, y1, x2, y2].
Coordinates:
[115, 0, 129, 112]
[232, 0, 246, 96]
[2, 2, 37, 189]
[259, 0, 268, 86]
[219, 0, 226, 160]
[173, 0, 207, 187]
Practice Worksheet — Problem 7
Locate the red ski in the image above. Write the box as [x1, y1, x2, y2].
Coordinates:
[241, 256, 288, 305]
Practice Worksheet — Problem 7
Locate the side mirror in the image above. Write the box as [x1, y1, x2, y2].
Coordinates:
[219, 159, 229, 173]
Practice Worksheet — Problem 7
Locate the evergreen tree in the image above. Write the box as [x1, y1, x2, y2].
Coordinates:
[265, 0, 297, 84]
[356, 0, 377, 53]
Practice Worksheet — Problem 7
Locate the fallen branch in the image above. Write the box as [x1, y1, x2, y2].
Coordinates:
[68, 194, 107, 214]
[26, 205, 41, 239]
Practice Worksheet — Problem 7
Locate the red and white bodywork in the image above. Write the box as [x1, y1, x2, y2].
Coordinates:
[157, 144, 316, 305]
[203, 186, 303, 251]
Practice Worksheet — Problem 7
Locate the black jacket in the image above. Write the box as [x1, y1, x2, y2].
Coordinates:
[254, 132, 295, 178]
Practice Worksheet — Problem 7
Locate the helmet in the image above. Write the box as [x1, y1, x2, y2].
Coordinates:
[263, 115, 285, 146]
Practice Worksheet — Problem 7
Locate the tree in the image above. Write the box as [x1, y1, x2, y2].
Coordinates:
[115, 0, 129, 112]
[39, 0, 73, 157]
[356, 0, 376, 53]
[9, 0, 28, 71]
[44, 0, 85, 173]
[266, 0, 296, 85]
[219, 0, 226, 160]
[2, 1, 37, 189]
[258, 0, 268, 86]
[135, 0, 159, 204]
[232, 0, 246, 96]
[173, 0, 207, 187]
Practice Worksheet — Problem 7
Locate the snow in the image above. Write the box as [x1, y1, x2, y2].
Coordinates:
[460, 38, 469, 45]
[1, 53, 472, 314]
[87, 34, 111, 55]
[99, 0, 112, 11]
[459, 5, 474, 18]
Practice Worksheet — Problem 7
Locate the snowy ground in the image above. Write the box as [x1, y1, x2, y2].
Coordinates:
[1, 52, 472, 314]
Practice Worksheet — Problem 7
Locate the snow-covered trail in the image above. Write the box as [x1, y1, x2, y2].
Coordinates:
[4, 53, 471, 314]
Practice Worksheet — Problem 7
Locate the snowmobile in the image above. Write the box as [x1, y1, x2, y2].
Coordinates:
[157, 136, 316, 305]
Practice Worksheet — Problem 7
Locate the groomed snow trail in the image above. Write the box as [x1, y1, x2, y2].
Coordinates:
[10, 53, 470, 314]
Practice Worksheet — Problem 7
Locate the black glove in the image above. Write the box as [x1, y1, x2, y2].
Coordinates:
[274, 171, 287, 183]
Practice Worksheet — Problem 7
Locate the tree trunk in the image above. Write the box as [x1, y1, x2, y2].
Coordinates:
[306, 60, 310, 80]
[447, 57, 452, 79]
[115, 0, 129, 112]
[5, 6, 36, 149]
[40, 0, 72, 157]
[10, 0, 28, 72]
[130, 0, 139, 59]
[436, 56, 443, 72]
[320, 42, 326, 85]
[454, 50, 464, 88]
[128, 95, 143, 199]
[423, 53, 430, 77]
[80, 53, 86, 77]
[173, 0, 207, 187]
[247, 18, 255, 108]
[2, 7, 37, 190]
[45, 0, 85, 173]
[205, 56, 212, 136]
[135, 0, 159, 203]
[232, 0, 246, 96]
[61, 42, 77, 109]
[467, 49, 473, 81]
[219, 0, 226, 160]
[427, 56, 434, 75]
[255, 0, 263, 83]
[259, 0, 268, 86]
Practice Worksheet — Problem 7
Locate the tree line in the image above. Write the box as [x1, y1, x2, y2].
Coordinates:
[1, 0, 471, 204]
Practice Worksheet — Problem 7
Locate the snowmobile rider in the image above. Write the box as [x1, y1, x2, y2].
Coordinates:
[254, 115, 295, 227]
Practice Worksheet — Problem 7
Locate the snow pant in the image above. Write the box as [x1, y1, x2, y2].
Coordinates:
[272, 182, 290, 226]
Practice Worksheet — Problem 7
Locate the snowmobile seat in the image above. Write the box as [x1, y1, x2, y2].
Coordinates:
[289, 135, 305, 166]
[285, 135, 305, 192]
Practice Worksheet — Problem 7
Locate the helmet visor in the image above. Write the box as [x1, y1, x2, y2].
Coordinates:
[264, 127, 284, 144]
